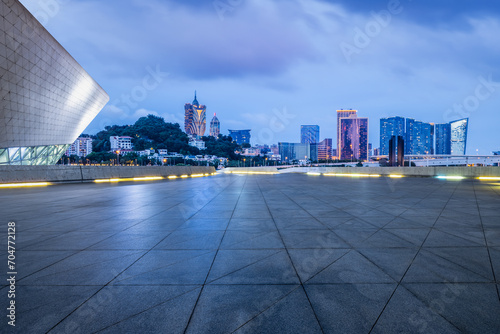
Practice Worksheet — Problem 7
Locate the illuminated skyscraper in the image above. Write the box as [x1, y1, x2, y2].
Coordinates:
[317, 138, 333, 161]
[380, 117, 405, 155]
[184, 91, 206, 137]
[405, 118, 434, 155]
[339, 114, 368, 161]
[435, 123, 452, 155]
[450, 118, 468, 155]
[337, 110, 357, 158]
[301, 125, 320, 144]
[209, 113, 220, 138]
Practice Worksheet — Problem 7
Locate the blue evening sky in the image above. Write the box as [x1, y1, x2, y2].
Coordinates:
[20, 0, 500, 154]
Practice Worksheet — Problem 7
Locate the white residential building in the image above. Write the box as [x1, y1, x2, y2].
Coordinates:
[66, 137, 93, 157]
[110, 136, 133, 150]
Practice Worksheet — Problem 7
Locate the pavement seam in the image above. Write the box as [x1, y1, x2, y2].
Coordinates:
[257, 177, 326, 334]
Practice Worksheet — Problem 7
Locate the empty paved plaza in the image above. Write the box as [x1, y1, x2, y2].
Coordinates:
[1, 173, 500, 333]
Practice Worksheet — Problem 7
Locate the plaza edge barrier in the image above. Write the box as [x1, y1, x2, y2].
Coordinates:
[0, 166, 216, 184]
[222, 166, 500, 177]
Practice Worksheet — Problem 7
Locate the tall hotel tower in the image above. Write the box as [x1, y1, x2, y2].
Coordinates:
[339, 114, 369, 161]
[184, 92, 207, 137]
[337, 110, 357, 159]
[209, 113, 220, 138]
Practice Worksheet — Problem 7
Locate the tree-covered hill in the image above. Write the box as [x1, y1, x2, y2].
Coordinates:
[91, 114, 241, 159]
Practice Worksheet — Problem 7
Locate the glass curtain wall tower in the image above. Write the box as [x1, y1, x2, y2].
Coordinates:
[380, 117, 405, 155]
[300, 125, 320, 144]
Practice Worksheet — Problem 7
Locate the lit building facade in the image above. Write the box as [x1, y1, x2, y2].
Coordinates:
[450, 118, 468, 155]
[228, 130, 251, 145]
[110, 136, 133, 150]
[435, 123, 452, 155]
[209, 113, 220, 138]
[337, 110, 357, 158]
[405, 118, 434, 155]
[380, 117, 405, 155]
[0, 0, 109, 165]
[339, 114, 368, 161]
[317, 138, 333, 161]
[184, 92, 206, 137]
[300, 125, 320, 144]
[66, 137, 93, 157]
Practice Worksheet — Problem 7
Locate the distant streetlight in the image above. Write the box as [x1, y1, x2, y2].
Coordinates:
[116, 150, 120, 166]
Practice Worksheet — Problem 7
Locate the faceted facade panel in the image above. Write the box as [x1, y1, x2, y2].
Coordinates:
[0, 0, 109, 164]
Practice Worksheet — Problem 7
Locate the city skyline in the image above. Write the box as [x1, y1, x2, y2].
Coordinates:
[18, 0, 500, 155]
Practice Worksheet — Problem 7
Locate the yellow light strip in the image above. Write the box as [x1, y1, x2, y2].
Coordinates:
[323, 173, 380, 178]
[191, 174, 205, 178]
[306, 172, 321, 176]
[229, 171, 278, 175]
[133, 176, 164, 181]
[180, 175, 189, 178]
[0, 182, 50, 188]
[95, 176, 164, 183]
[168, 175, 178, 179]
[389, 175, 404, 178]
[478, 177, 500, 181]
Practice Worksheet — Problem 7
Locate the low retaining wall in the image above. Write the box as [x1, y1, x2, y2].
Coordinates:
[0, 165, 216, 183]
[223, 166, 500, 177]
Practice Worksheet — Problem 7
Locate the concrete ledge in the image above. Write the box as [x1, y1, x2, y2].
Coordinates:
[0, 165, 216, 183]
[222, 166, 500, 177]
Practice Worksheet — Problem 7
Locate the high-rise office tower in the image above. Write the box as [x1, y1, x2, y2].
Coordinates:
[405, 118, 434, 155]
[317, 138, 333, 161]
[184, 91, 206, 137]
[435, 123, 452, 154]
[337, 109, 357, 158]
[209, 113, 220, 138]
[228, 130, 251, 145]
[380, 116, 405, 155]
[339, 114, 369, 161]
[301, 125, 320, 144]
[450, 118, 469, 155]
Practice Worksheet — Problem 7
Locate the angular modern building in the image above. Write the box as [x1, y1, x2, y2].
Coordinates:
[300, 125, 319, 144]
[0, 0, 109, 165]
[209, 113, 220, 138]
[450, 118, 468, 155]
[184, 92, 206, 137]
[339, 114, 368, 161]
[380, 116, 405, 155]
[228, 129, 251, 145]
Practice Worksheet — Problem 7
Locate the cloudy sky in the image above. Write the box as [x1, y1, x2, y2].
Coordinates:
[20, 0, 500, 154]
